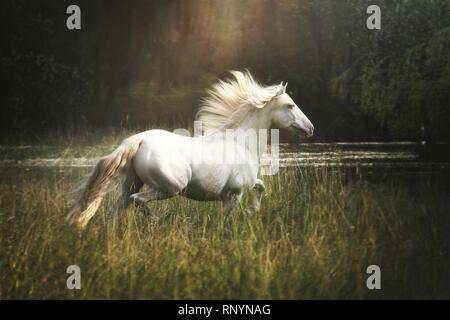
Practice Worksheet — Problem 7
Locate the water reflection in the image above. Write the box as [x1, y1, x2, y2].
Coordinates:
[0, 142, 449, 176]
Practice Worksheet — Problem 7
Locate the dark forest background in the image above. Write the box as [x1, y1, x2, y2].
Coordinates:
[1, 0, 450, 142]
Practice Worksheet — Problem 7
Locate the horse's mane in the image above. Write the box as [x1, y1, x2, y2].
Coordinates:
[196, 70, 284, 134]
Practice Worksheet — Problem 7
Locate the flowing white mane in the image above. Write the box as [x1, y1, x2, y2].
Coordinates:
[196, 70, 285, 134]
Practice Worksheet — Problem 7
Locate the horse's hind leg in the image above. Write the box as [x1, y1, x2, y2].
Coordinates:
[128, 187, 180, 218]
[130, 188, 177, 205]
[130, 163, 189, 208]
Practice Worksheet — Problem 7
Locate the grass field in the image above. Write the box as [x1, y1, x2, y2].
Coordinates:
[1, 163, 450, 299]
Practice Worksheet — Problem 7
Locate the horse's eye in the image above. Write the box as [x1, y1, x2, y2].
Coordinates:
[287, 104, 295, 109]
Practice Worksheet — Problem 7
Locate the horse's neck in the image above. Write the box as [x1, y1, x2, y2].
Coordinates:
[202, 109, 271, 160]
[228, 111, 271, 160]
[237, 111, 271, 132]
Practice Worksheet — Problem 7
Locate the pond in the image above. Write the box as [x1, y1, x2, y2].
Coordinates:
[0, 142, 449, 181]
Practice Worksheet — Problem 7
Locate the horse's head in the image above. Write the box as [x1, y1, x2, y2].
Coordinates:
[267, 83, 314, 139]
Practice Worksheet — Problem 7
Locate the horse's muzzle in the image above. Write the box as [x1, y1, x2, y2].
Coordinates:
[305, 124, 314, 138]
[291, 123, 314, 138]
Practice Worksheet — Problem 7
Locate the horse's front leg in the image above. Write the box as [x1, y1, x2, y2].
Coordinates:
[223, 192, 243, 221]
[246, 178, 265, 216]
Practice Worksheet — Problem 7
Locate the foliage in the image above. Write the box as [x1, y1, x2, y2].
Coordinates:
[334, 27, 450, 141]
[1, 0, 449, 141]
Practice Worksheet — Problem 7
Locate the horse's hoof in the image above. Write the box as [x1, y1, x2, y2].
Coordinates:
[245, 209, 255, 217]
[130, 193, 140, 204]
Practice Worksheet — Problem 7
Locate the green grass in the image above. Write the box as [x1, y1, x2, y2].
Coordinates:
[0, 166, 449, 299]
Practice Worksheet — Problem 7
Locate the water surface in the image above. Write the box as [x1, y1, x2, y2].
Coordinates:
[1, 142, 448, 180]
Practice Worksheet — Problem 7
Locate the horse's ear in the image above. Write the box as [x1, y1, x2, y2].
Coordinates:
[276, 82, 286, 96]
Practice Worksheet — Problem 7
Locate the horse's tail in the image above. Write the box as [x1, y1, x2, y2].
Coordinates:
[66, 135, 143, 230]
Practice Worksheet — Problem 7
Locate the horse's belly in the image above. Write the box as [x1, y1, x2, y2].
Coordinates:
[183, 183, 223, 201]
[183, 166, 230, 201]
[183, 164, 254, 201]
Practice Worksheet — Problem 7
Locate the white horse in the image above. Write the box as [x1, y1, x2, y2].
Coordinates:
[67, 71, 314, 229]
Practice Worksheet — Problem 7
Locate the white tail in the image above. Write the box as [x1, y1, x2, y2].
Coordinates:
[67, 136, 142, 230]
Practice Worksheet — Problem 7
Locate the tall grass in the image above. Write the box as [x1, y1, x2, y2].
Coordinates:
[1, 167, 449, 299]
